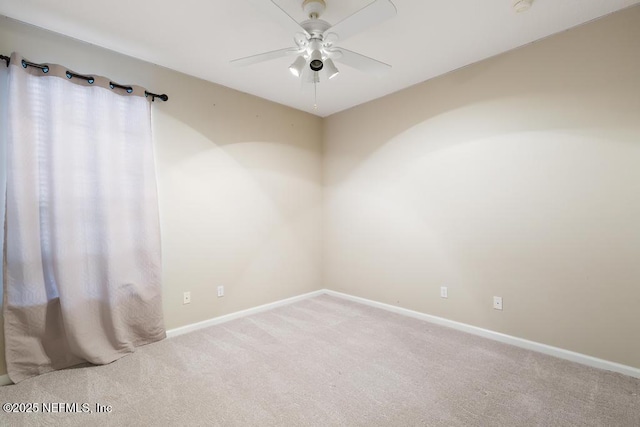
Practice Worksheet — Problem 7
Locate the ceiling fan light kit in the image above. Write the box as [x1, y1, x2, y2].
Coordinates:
[233, 0, 397, 90]
[289, 55, 307, 77]
[309, 47, 324, 71]
[324, 58, 339, 80]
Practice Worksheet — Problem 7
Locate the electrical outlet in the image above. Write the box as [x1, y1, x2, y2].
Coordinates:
[493, 296, 503, 310]
[183, 291, 191, 305]
[217, 286, 224, 298]
[440, 286, 448, 298]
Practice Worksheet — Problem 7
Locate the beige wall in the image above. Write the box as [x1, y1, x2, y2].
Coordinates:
[0, 17, 323, 376]
[323, 7, 640, 369]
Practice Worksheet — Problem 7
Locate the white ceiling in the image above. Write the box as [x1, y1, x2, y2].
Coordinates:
[0, 0, 638, 117]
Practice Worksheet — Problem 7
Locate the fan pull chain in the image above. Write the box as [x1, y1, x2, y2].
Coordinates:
[313, 79, 317, 110]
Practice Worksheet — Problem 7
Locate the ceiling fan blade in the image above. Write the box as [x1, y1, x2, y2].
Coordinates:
[231, 47, 301, 67]
[244, 0, 309, 37]
[333, 48, 391, 77]
[323, 0, 396, 42]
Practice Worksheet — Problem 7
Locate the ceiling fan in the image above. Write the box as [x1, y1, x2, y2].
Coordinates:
[232, 0, 397, 84]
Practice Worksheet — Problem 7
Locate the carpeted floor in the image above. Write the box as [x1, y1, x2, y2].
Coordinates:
[0, 294, 638, 426]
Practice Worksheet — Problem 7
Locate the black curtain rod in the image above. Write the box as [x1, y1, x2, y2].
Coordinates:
[0, 54, 168, 102]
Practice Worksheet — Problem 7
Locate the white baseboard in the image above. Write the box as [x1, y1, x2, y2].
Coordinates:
[324, 289, 640, 379]
[0, 374, 12, 386]
[166, 289, 325, 338]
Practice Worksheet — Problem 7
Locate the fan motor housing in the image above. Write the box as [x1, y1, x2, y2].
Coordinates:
[301, 19, 330, 37]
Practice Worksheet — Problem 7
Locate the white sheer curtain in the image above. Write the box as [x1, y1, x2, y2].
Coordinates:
[3, 53, 165, 383]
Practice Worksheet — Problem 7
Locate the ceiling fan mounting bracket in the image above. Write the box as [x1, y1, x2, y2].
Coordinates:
[302, 0, 326, 20]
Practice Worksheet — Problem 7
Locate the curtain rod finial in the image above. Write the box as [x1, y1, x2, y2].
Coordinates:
[145, 91, 169, 102]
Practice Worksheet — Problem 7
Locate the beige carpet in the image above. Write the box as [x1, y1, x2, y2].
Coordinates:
[1, 294, 638, 426]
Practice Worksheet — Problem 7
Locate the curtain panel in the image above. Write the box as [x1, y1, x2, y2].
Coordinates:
[2, 53, 165, 383]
